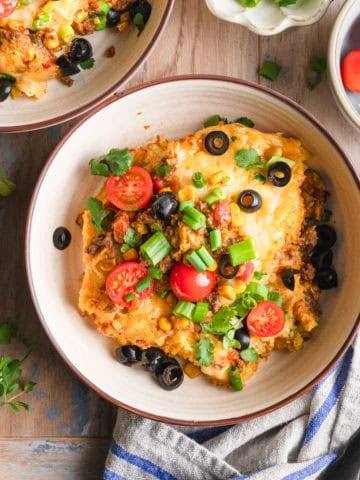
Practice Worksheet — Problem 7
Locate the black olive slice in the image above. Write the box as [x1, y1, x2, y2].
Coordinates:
[268, 162, 291, 187]
[280, 269, 300, 291]
[156, 360, 184, 391]
[55, 55, 81, 76]
[218, 254, 239, 279]
[106, 9, 121, 27]
[315, 267, 338, 290]
[151, 192, 179, 222]
[53, 227, 71, 250]
[315, 225, 337, 252]
[311, 249, 333, 270]
[116, 345, 142, 366]
[68, 38, 93, 63]
[0, 78, 12, 103]
[204, 131, 230, 156]
[238, 190, 262, 213]
[141, 347, 166, 372]
[234, 327, 250, 350]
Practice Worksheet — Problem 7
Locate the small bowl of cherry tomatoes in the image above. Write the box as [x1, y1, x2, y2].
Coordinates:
[328, 0, 360, 131]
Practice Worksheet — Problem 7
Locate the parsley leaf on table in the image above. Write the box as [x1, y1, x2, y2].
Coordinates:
[0, 323, 17, 344]
[259, 60, 282, 81]
[0, 171, 16, 197]
[306, 56, 327, 90]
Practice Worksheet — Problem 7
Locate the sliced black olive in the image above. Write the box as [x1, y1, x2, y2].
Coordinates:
[55, 55, 80, 76]
[268, 162, 291, 187]
[315, 225, 337, 252]
[151, 192, 179, 222]
[141, 347, 166, 372]
[315, 267, 338, 290]
[234, 327, 250, 350]
[218, 254, 239, 279]
[204, 131, 230, 155]
[238, 190, 262, 213]
[0, 78, 12, 103]
[311, 249, 333, 270]
[53, 227, 71, 250]
[106, 8, 121, 27]
[156, 360, 184, 391]
[129, 0, 152, 24]
[68, 38, 93, 63]
[280, 269, 299, 291]
[115, 345, 142, 366]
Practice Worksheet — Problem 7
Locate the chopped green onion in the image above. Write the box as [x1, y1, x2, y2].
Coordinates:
[97, 0, 110, 14]
[192, 172, 205, 189]
[94, 14, 107, 31]
[254, 172, 266, 184]
[228, 238, 256, 266]
[259, 60, 282, 81]
[265, 156, 295, 169]
[120, 244, 131, 253]
[59, 23, 75, 43]
[32, 12, 50, 30]
[197, 246, 214, 267]
[192, 302, 209, 323]
[186, 251, 207, 272]
[150, 223, 163, 232]
[241, 296, 258, 310]
[173, 300, 195, 320]
[179, 200, 194, 212]
[254, 271, 266, 280]
[156, 163, 170, 176]
[227, 366, 243, 391]
[182, 206, 206, 230]
[268, 291, 283, 307]
[204, 187, 225, 205]
[148, 267, 163, 280]
[224, 175, 232, 186]
[246, 282, 269, 301]
[210, 229, 222, 251]
[124, 293, 135, 302]
[159, 290, 169, 299]
[140, 232, 171, 266]
[231, 136, 237, 142]
[136, 276, 151, 293]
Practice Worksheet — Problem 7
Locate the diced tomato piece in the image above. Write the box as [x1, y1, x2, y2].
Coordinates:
[113, 211, 130, 243]
[152, 175, 167, 192]
[0, 0, 18, 19]
[213, 201, 232, 227]
[236, 261, 254, 282]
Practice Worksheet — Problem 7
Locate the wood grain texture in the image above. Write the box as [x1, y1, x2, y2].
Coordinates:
[0, 0, 357, 475]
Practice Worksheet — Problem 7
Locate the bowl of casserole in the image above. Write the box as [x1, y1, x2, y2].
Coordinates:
[0, 0, 174, 132]
[26, 75, 360, 425]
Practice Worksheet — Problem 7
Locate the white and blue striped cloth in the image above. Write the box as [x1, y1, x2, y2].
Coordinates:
[104, 333, 359, 480]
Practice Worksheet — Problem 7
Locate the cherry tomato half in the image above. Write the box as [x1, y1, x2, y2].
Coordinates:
[106, 166, 153, 211]
[170, 263, 216, 302]
[106, 262, 154, 307]
[341, 49, 360, 93]
[236, 261, 254, 282]
[213, 201, 232, 227]
[152, 175, 168, 193]
[0, 0, 17, 19]
[246, 301, 285, 338]
[112, 211, 129, 243]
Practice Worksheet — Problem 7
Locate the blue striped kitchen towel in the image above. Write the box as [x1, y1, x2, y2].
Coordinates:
[104, 333, 359, 480]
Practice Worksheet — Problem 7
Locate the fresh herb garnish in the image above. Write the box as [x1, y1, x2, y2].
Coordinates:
[133, 12, 145, 35]
[268, 291, 283, 306]
[80, 57, 95, 70]
[240, 347, 259, 362]
[123, 227, 140, 247]
[85, 197, 110, 234]
[0, 324, 17, 344]
[203, 115, 228, 128]
[254, 271, 266, 280]
[306, 56, 327, 90]
[156, 163, 170, 176]
[89, 148, 133, 177]
[0, 171, 16, 197]
[259, 60, 282, 81]
[276, 0, 297, 5]
[236, 117, 255, 128]
[321, 209, 332, 223]
[254, 172, 266, 184]
[235, 149, 263, 170]
[227, 366, 243, 391]
[223, 329, 241, 350]
[193, 338, 214, 367]
[231, 136, 237, 142]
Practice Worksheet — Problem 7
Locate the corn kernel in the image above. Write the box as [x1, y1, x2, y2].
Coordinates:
[159, 187, 172, 193]
[135, 223, 149, 235]
[74, 10, 88, 23]
[229, 202, 243, 227]
[165, 293, 177, 308]
[43, 32, 59, 50]
[123, 248, 138, 261]
[158, 317, 172, 332]
[208, 171, 226, 186]
[218, 285, 236, 300]
[177, 318, 189, 328]
[208, 260, 218, 272]
[234, 279, 247, 294]
[117, 21, 129, 32]
[184, 362, 201, 379]
[178, 187, 195, 202]
[41, 1, 56, 13]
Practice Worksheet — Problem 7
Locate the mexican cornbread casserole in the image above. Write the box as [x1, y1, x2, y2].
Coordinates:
[78, 120, 338, 391]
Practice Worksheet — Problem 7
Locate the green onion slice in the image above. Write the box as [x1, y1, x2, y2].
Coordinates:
[204, 187, 225, 206]
[210, 229, 222, 251]
[140, 232, 171, 266]
[192, 172, 205, 189]
[179, 200, 194, 212]
[136, 276, 151, 293]
[156, 163, 170, 176]
[182, 206, 206, 230]
[246, 282, 269, 301]
[192, 302, 209, 323]
[148, 267, 163, 280]
[228, 238, 256, 266]
[227, 366, 243, 391]
[173, 300, 195, 320]
[124, 293, 135, 302]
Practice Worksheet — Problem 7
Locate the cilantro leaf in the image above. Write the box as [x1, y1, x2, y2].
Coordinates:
[223, 329, 241, 350]
[0, 171, 16, 197]
[123, 227, 140, 247]
[203, 114, 228, 128]
[0, 323, 17, 344]
[254, 172, 266, 184]
[306, 56, 327, 90]
[89, 148, 133, 177]
[259, 60, 282, 81]
[85, 197, 110, 234]
[235, 117, 254, 128]
[89, 158, 110, 177]
[235, 149, 263, 170]
[240, 347, 259, 363]
[205, 307, 239, 335]
[254, 271, 266, 280]
[194, 338, 214, 367]
[80, 57, 95, 69]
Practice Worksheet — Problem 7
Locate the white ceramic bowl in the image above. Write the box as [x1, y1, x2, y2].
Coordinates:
[328, 0, 360, 132]
[0, 0, 173, 133]
[204, 0, 332, 36]
[26, 76, 360, 425]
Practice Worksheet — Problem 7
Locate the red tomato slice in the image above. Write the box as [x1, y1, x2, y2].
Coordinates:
[112, 211, 130, 243]
[246, 301, 285, 338]
[341, 49, 360, 93]
[236, 261, 254, 282]
[0, 0, 17, 19]
[213, 201, 232, 227]
[106, 262, 154, 307]
[170, 263, 216, 302]
[106, 166, 153, 211]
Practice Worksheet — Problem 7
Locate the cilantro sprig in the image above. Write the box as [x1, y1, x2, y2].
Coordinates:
[306, 56, 327, 91]
[85, 197, 110, 234]
[89, 148, 133, 177]
[194, 338, 214, 367]
[235, 149, 263, 170]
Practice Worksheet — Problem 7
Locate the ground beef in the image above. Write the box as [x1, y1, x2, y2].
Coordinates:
[301, 169, 328, 221]
[158, 254, 174, 274]
[301, 262, 315, 282]
[87, 232, 113, 255]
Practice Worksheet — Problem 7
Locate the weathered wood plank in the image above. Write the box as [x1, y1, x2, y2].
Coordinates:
[0, 438, 110, 480]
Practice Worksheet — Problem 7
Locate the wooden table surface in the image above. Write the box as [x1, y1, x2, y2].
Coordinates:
[0, 0, 358, 478]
